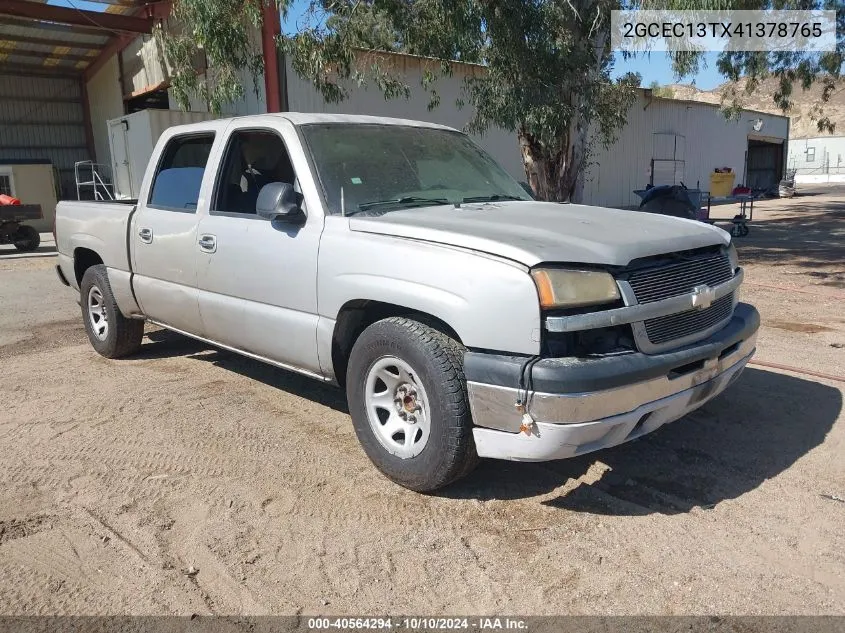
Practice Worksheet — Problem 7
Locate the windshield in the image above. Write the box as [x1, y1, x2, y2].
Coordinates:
[300, 123, 532, 215]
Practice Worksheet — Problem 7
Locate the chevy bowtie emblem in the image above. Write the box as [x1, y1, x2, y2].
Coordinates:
[691, 284, 716, 310]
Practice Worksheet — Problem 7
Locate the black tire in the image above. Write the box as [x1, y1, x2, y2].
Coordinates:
[346, 317, 479, 492]
[13, 225, 40, 252]
[80, 264, 144, 359]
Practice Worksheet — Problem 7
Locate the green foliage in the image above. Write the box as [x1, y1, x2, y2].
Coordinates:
[279, 0, 641, 200]
[648, 80, 675, 98]
[158, 0, 267, 113]
[653, 0, 844, 133]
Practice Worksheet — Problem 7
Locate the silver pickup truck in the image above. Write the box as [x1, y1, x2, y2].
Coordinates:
[56, 113, 759, 491]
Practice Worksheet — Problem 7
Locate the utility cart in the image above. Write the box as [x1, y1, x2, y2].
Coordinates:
[0, 200, 42, 252]
[633, 184, 755, 237]
[700, 194, 755, 237]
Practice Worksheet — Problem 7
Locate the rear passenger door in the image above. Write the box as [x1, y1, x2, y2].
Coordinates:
[131, 132, 215, 335]
[194, 125, 323, 375]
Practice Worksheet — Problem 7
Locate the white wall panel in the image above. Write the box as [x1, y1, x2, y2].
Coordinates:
[86, 55, 125, 181]
[788, 136, 845, 174]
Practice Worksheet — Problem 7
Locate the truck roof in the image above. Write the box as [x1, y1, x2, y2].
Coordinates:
[166, 112, 460, 134]
[280, 112, 458, 130]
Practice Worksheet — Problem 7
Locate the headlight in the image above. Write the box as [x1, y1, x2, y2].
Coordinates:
[727, 243, 739, 271]
[530, 269, 620, 309]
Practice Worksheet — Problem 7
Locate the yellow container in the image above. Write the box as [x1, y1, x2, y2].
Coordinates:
[710, 172, 736, 197]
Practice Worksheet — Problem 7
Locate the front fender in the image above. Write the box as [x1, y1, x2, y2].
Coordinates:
[318, 218, 542, 356]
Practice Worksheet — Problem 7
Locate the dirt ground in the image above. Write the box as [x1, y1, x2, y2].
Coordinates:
[0, 186, 842, 616]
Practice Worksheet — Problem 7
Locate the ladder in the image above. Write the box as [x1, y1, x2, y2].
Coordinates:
[74, 161, 115, 201]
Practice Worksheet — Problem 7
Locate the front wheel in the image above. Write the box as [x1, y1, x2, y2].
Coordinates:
[346, 317, 479, 492]
[80, 265, 144, 358]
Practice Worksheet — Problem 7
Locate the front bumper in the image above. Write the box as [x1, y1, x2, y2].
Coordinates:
[465, 303, 759, 462]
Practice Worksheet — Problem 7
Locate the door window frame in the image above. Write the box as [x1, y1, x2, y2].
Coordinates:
[210, 127, 299, 220]
[146, 132, 216, 213]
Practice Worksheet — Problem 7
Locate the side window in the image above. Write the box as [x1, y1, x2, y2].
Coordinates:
[213, 129, 296, 215]
[148, 134, 215, 211]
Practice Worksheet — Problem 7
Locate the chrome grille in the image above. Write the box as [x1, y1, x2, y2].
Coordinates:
[625, 250, 736, 351]
[644, 293, 734, 345]
[628, 252, 733, 304]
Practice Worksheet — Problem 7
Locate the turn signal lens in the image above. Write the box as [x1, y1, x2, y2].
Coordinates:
[530, 269, 620, 309]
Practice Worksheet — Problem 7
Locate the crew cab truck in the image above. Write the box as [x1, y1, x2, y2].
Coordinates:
[55, 113, 759, 492]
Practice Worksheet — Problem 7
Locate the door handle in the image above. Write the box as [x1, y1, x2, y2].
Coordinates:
[198, 234, 217, 253]
[138, 227, 153, 243]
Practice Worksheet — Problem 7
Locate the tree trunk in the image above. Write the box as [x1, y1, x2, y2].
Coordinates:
[518, 18, 607, 204]
[519, 114, 588, 203]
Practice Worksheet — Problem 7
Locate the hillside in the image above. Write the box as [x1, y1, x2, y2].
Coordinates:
[663, 77, 845, 139]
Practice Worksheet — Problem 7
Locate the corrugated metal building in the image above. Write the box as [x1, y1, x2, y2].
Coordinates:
[583, 92, 789, 208]
[0, 72, 88, 199]
[0, 0, 162, 205]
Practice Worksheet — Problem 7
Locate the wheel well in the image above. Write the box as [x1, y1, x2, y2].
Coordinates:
[331, 300, 462, 388]
[74, 248, 103, 285]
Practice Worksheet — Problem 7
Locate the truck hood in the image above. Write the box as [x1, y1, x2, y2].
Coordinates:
[348, 201, 729, 267]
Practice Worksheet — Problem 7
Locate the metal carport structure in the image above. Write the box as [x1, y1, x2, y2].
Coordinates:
[0, 0, 282, 200]
[0, 0, 159, 197]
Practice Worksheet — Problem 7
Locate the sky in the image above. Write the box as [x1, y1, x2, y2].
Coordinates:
[49, 0, 726, 90]
[612, 52, 726, 90]
[49, 0, 107, 12]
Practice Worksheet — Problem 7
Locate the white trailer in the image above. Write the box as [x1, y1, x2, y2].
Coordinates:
[106, 109, 218, 199]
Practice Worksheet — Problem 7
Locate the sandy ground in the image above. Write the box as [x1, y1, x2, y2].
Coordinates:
[0, 187, 842, 616]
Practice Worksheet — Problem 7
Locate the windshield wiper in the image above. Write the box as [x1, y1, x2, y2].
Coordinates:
[347, 196, 451, 216]
[462, 194, 524, 203]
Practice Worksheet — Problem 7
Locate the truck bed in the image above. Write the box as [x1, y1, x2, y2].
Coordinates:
[55, 200, 137, 276]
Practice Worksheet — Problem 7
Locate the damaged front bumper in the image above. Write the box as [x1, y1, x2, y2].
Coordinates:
[465, 303, 759, 462]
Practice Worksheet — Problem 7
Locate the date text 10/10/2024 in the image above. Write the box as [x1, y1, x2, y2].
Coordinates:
[307, 618, 528, 630]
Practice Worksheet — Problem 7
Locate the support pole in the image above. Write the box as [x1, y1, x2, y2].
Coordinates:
[261, 2, 282, 113]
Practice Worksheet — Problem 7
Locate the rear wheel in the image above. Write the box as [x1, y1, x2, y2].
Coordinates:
[346, 317, 479, 492]
[80, 265, 144, 358]
[13, 225, 39, 252]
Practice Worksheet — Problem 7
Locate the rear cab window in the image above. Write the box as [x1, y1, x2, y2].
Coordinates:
[148, 133, 215, 211]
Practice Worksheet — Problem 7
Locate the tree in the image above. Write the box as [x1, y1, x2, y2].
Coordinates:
[661, 1, 844, 133]
[283, 0, 642, 202]
[159, 0, 265, 114]
[160, 0, 843, 202]
[648, 80, 675, 98]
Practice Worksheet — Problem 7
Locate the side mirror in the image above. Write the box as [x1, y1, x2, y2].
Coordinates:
[256, 182, 304, 222]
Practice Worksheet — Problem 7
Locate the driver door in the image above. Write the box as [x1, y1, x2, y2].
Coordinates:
[194, 125, 322, 375]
